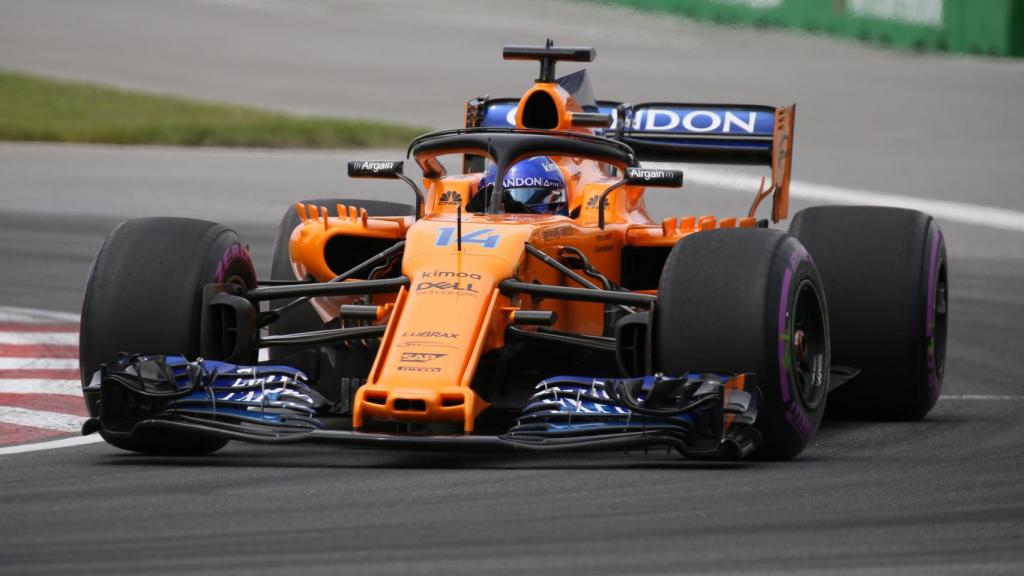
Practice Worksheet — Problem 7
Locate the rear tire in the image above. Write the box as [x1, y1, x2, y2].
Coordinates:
[654, 228, 830, 460]
[80, 217, 256, 455]
[790, 206, 947, 420]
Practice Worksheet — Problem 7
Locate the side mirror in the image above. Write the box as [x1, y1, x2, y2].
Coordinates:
[598, 167, 684, 229]
[346, 160, 424, 218]
[348, 160, 404, 178]
[624, 167, 683, 187]
[570, 112, 613, 128]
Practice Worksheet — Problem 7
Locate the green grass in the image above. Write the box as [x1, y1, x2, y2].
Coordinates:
[0, 69, 428, 148]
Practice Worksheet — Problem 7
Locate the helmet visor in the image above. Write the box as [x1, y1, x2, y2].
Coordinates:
[505, 187, 567, 215]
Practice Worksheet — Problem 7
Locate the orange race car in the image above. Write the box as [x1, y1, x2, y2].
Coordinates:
[78, 42, 948, 460]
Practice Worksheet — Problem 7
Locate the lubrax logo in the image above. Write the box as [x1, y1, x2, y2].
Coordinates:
[402, 331, 458, 339]
[439, 191, 462, 206]
[400, 352, 446, 363]
[361, 161, 394, 173]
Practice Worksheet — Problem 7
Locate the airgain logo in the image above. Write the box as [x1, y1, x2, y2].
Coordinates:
[440, 190, 462, 206]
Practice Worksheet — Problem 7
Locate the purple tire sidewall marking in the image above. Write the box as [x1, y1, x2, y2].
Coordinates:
[925, 227, 940, 338]
[777, 266, 794, 405]
[925, 226, 943, 401]
[777, 244, 818, 443]
[214, 242, 253, 283]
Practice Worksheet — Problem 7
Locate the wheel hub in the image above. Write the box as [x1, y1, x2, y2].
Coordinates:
[791, 281, 828, 411]
[794, 329, 808, 361]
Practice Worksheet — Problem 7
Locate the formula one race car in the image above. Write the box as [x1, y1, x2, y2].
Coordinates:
[78, 42, 948, 460]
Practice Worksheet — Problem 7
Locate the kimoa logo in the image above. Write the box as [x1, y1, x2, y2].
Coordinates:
[586, 195, 603, 208]
[421, 270, 482, 280]
[360, 161, 394, 172]
[633, 109, 760, 133]
[440, 190, 462, 205]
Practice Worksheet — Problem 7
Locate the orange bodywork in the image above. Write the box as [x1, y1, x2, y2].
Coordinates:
[285, 83, 786, 432]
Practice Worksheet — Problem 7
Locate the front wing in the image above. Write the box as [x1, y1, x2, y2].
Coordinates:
[84, 356, 761, 460]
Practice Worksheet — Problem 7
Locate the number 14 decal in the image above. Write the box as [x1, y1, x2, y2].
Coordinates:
[435, 227, 501, 249]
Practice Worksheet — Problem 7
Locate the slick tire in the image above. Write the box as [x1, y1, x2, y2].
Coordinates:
[268, 198, 414, 348]
[80, 217, 257, 455]
[654, 228, 830, 460]
[790, 206, 947, 420]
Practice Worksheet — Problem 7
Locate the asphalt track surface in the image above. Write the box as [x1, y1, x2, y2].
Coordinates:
[1, 1, 1023, 574]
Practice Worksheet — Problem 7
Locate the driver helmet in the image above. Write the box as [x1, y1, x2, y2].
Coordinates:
[479, 156, 568, 216]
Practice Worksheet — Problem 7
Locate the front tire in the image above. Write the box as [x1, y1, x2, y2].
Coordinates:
[80, 217, 256, 455]
[654, 228, 830, 459]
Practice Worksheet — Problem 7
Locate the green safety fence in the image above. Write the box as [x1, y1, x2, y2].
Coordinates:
[591, 0, 1024, 57]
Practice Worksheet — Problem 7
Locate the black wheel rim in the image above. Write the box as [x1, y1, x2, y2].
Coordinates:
[791, 279, 828, 410]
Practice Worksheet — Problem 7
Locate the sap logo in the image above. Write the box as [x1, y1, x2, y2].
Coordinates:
[439, 190, 462, 206]
[435, 227, 501, 249]
[628, 169, 666, 180]
[421, 270, 483, 280]
[400, 352, 446, 363]
[402, 331, 458, 339]
[416, 281, 479, 294]
[361, 161, 395, 172]
[633, 109, 761, 134]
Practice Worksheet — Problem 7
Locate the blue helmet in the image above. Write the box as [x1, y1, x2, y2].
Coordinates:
[479, 156, 568, 216]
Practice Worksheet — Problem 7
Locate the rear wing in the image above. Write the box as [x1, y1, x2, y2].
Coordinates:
[466, 99, 795, 221]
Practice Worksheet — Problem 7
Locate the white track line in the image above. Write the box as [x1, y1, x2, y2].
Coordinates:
[0, 332, 78, 345]
[0, 434, 105, 456]
[0, 306, 80, 323]
[0, 406, 87, 432]
[0, 379, 82, 395]
[939, 394, 1024, 401]
[660, 165, 1024, 233]
[0, 358, 78, 369]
